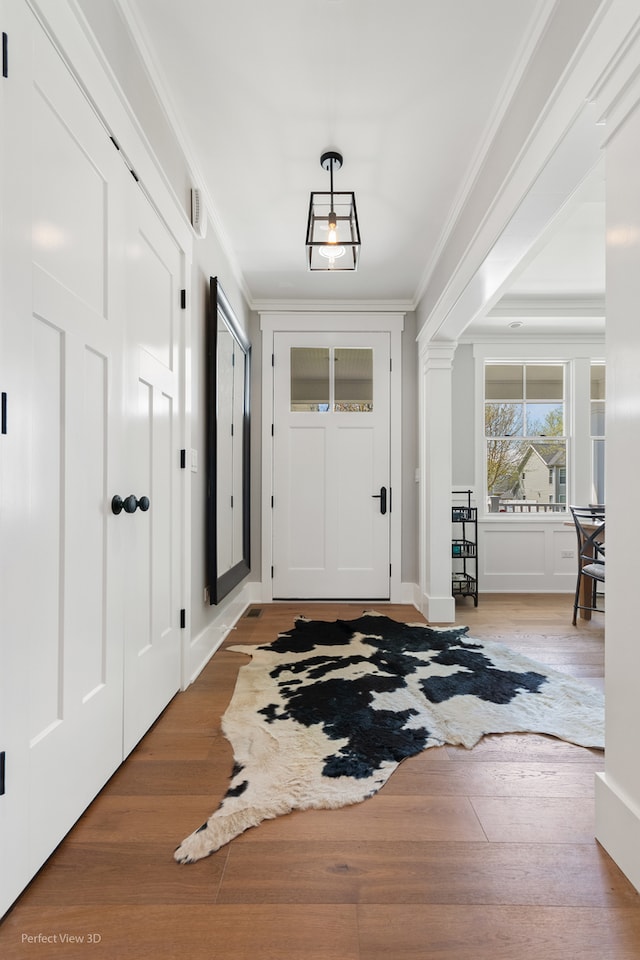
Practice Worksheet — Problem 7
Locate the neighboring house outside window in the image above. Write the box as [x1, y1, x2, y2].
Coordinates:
[516, 443, 567, 505]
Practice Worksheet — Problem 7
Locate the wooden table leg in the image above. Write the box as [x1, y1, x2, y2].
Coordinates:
[579, 566, 592, 620]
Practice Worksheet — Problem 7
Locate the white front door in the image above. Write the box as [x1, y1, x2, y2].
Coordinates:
[272, 331, 391, 599]
[121, 184, 183, 756]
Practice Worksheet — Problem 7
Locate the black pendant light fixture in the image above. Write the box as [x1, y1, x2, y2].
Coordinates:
[305, 151, 360, 271]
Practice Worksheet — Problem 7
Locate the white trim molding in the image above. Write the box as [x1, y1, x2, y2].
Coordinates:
[596, 773, 640, 896]
[253, 299, 414, 315]
[184, 580, 261, 688]
[417, 338, 457, 623]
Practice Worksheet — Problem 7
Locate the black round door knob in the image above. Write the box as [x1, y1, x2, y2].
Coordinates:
[111, 494, 151, 515]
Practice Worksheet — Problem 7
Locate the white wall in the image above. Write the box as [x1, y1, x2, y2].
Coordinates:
[478, 519, 576, 592]
[595, 86, 640, 892]
[451, 343, 475, 485]
[188, 245, 255, 658]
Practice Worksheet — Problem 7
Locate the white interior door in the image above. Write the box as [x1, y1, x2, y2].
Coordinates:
[0, 2, 126, 911]
[121, 183, 182, 756]
[272, 331, 391, 599]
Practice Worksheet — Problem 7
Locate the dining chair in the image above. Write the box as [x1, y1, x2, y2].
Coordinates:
[569, 505, 605, 625]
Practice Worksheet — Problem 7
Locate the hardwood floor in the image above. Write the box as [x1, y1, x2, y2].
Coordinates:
[2, 594, 639, 959]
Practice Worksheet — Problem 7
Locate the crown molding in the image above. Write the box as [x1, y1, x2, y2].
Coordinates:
[588, 8, 640, 144]
[470, 333, 605, 352]
[252, 299, 414, 314]
[489, 295, 606, 318]
[465, 333, 606, 348]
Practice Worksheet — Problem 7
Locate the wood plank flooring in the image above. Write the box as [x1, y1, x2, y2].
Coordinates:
[2, 594, 639, 959]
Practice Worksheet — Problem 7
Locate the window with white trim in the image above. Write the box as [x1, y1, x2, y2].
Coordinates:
[484, 362, 567, 514]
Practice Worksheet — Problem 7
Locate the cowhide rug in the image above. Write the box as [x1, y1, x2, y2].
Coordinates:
[174, 612, 604, 864]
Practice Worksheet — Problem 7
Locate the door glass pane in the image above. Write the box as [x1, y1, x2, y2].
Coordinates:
[591, 400, 605, 434]
[334, 348, 373, 412]
[290, 347, 330, 411]
[591, 365, 606, 400]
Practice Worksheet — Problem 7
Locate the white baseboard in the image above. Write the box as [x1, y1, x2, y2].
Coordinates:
[595, 772, 640, 894]
[416, 591, 456, 624]
[398, 581, 419, 605]
[184, 583, 436, 684]
[183, 580, 261, 687]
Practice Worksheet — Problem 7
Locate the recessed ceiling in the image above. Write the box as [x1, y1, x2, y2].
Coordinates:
[475, 165, 605, 338]
[121, 0, 605, 323]
[508, 200, 605, 299]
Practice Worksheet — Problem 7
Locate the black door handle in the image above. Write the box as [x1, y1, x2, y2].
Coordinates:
[371, 486, 387, 515]
[111, 494, 150, 515]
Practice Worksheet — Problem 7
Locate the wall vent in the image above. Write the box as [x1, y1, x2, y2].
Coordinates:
[191, 188, 207, 238]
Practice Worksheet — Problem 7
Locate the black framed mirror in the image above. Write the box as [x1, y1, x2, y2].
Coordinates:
[206, 277, 251, 603]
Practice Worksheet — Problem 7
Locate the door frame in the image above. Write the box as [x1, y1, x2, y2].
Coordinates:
[260, 312, 405, 603]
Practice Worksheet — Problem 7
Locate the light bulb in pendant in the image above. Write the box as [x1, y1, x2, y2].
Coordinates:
[327, 211, 338, 244]
[319, 243, 346, 265]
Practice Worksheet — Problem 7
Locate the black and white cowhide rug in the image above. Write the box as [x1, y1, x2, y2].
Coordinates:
[174, 612, 603, 863]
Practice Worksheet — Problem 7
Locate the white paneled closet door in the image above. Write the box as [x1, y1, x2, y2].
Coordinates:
[0, 1, 185, 916]
[0, 0, 127, 913]
[121, 182, 182, 757]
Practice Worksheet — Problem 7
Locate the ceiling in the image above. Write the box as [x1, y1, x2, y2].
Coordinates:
[122, 0, 605, 333]
[471, 163, 605, 337]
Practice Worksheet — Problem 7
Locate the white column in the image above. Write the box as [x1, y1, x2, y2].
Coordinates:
[417, 338, 456, 623]
[594, 75, 640, 893]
